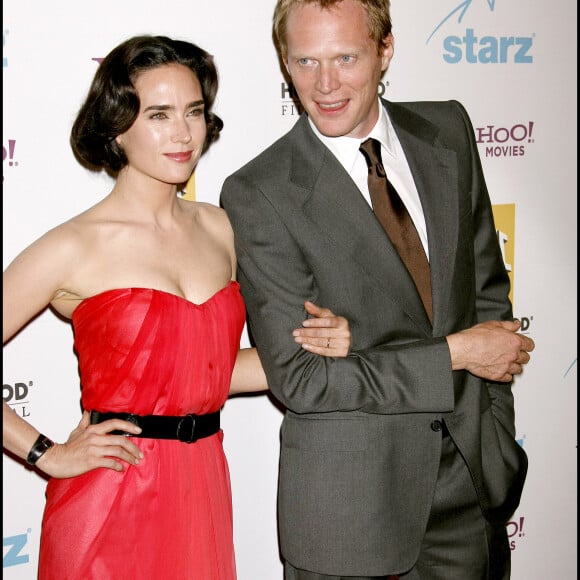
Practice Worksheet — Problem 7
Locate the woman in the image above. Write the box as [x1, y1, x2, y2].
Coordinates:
[2, 35, 351, 579]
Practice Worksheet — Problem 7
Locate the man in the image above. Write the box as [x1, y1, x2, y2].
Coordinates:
[221, 1, 535, 578]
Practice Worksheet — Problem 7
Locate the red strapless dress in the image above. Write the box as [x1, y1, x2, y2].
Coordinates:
[38, 282, 245, 580]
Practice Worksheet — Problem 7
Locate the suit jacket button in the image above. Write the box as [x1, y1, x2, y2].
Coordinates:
[431, 420, 443, 432]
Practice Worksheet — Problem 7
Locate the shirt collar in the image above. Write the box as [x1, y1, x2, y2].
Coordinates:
[308, 99, 397, 172]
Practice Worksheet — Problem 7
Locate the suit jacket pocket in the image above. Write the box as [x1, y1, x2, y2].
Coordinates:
[480, 406, 528, 524]
[282, 414, 369, 452]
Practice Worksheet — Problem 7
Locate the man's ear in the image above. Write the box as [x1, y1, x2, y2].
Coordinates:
[381, 33, 395, 71]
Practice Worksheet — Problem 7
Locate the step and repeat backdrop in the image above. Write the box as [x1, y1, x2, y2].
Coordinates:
[3, 1, 577, 578]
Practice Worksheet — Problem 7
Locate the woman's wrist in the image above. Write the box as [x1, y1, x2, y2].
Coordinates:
[26, 434, 55, 466]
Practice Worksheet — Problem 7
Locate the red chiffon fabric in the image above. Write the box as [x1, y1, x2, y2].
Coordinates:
[38, 282, 245, 580]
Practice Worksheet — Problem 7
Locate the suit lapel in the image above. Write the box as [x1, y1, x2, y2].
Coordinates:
[386, 102, 459, 333]
[290, 117, 434, 333]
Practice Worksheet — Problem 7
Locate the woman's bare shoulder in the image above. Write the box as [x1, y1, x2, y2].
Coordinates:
[13, 213, 86, 259]
[6, 202, 114, 289]
[183, 199, 231, 230]
[190, 199, 226, 217]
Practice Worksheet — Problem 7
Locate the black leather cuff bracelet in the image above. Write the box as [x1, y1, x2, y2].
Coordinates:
[26, 434, 54, 466]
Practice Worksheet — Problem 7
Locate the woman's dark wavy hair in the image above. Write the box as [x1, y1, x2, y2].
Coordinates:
[70, 35, 223, 173]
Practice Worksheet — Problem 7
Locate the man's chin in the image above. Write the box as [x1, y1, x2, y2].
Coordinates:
[311, 119, 352, 139]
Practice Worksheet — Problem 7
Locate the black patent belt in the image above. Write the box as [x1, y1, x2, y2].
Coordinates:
[90, 410, 220, 443]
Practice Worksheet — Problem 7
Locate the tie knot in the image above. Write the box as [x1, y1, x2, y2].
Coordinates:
[359, 138, 383, 169]
[360, 138, 385, 177]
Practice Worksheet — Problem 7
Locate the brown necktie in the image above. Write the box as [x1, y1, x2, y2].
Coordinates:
[359, 138, 433, 323]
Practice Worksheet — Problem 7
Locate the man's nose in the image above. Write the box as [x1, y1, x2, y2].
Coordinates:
[315, 62, 340, 93]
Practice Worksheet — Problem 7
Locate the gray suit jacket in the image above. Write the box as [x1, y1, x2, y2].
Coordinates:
[221, 99, 527, 576]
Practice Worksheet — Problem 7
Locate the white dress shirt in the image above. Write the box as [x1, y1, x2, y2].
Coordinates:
[309, 100, 429, 259]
